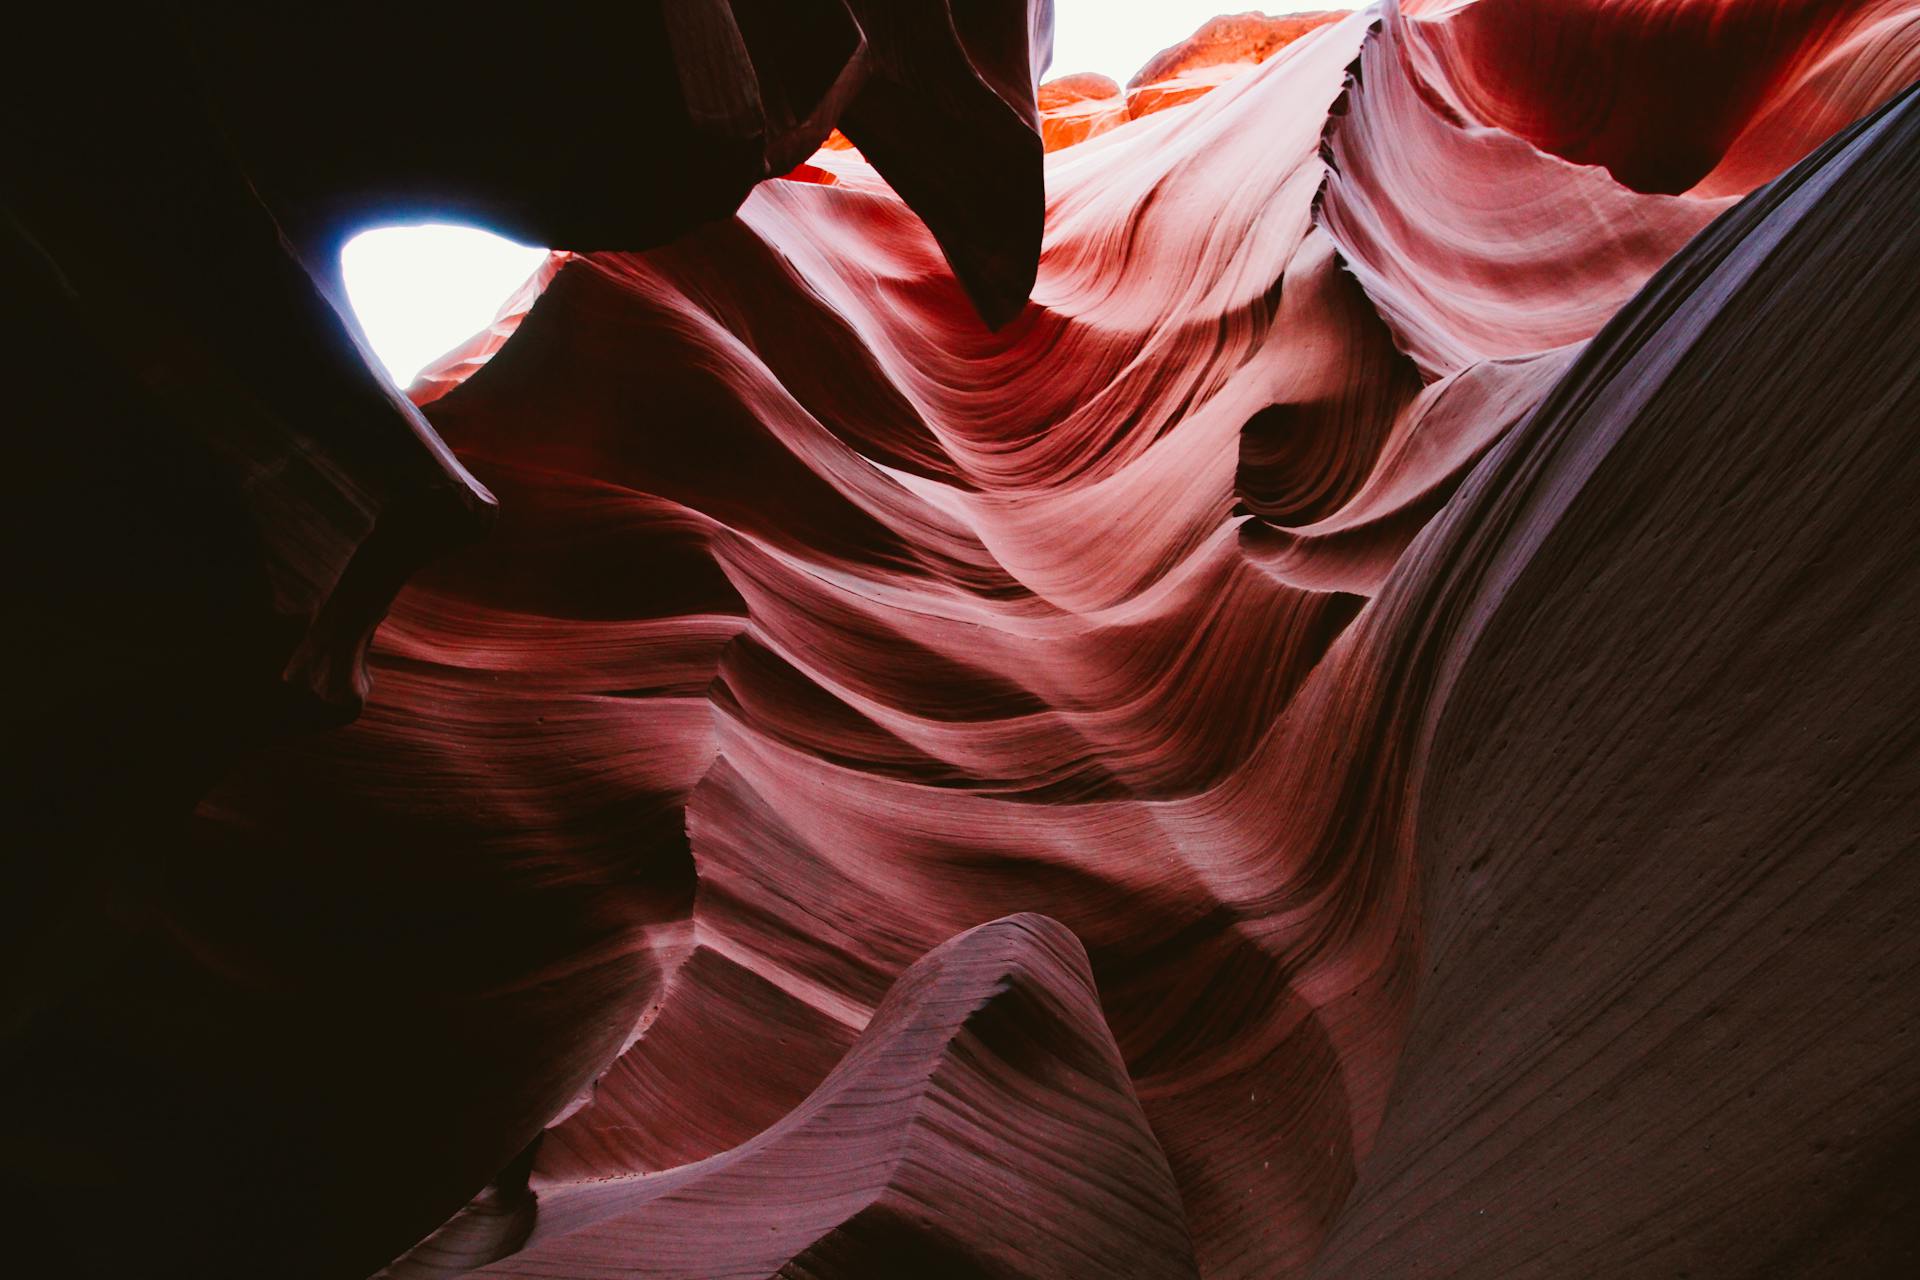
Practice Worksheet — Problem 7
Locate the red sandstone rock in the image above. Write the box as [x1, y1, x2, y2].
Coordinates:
[1126, 10, 1349, 119]
[3, 4, 1049, 1276]
[1039, 72, 1130, 150]
[387, 916, 1200, 1278]
[309, 5, 1920, 1275]
[1399, 0, 1920, 195]
[1132, 10, 1353, 86]
[1308, 80, 1920, 1279]
[10, 4, 1920, 1279]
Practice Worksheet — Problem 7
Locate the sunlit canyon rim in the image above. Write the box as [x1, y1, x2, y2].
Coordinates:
[7, 1, 1920, 1276]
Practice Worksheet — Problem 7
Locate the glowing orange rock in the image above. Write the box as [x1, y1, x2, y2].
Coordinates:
[1039, 72, 1130, 151]
[1126, 10, 1349, 119]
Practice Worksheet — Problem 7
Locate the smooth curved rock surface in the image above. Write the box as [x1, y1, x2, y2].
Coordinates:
[3, 5, 1049, 1278]
[1307, 80, 1920, 1279]
[352, 3, 1920, 1275]
[389, 915, 1198, 1279]
[1038, 73, 1131, 151]
[1126, 10, 1351, 118]
[1399, 0, 1920, 195]
[11, 2, 1920, 1278]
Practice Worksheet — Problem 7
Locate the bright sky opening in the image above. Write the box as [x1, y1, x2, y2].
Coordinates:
[340, 225, 547, 387]
[342, 4, 1322, 388]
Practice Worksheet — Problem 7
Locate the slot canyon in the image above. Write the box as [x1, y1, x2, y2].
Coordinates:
[6, 2, 1919, 1275]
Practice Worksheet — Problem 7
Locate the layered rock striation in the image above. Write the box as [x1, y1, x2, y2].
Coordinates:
[8, 2, 1919, 1277]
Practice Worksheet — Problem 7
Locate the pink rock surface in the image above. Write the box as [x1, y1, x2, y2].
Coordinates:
[341, 4, 1920, 1275]
[13, 4, 1920, 1278]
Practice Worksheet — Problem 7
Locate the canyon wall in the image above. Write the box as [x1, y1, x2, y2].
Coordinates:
[6, 2, 1917, 1276]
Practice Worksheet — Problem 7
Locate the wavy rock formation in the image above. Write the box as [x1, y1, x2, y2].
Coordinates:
[1038, 73, 1132, 151]
[390, 915, 1199, 1278]
[9, 2, 1919, 1277]
[1309, 78, 1920, 1279]
[1033, 10, 1351, 144]
[3, 5, 1048, 1278]
[1126, 10, 1350, 116]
